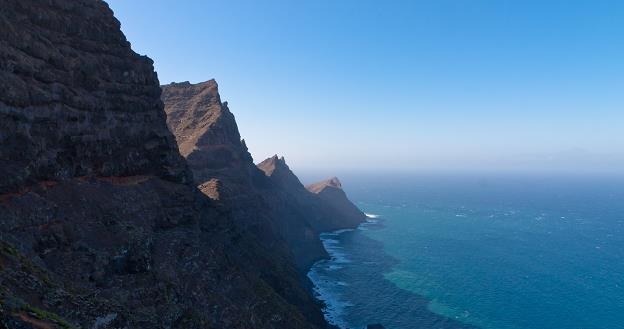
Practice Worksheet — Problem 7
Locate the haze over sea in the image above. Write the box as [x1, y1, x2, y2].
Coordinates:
[306, 172, 624, 329]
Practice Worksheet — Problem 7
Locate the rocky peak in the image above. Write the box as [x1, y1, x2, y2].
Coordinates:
[257, 155, 288, 175]
[327, 176, 343, 188]
[257, 155, 306, 189]
[306, 176, 343, 194]
[162, 80, 253, 184]
[161, 79, 242, 155]
[306, 176, 366, 231]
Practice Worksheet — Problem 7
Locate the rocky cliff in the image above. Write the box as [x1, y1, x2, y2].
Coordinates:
[0, 0, 190, 194]
[0, 1, 325, 328]
[162, 81, 328, 326]
[160, 80, 257, 186]
[257, 156, 366, 233]
[162, 81, 366, 272]
[257, 156, 367, 263]
[161, 80, 282, 239]
[255, 155, 333, 269]
[306, 177, 368, 231]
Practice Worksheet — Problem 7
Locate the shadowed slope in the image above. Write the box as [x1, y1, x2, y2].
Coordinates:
[162, 80, 328, 326]
[162, 81, 366, 273]
[306, 177, 367, 230]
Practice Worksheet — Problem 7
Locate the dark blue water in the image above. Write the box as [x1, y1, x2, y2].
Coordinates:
[307, 173, 624, 329]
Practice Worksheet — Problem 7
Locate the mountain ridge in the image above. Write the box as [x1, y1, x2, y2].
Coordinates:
[162, 81, 367, 273]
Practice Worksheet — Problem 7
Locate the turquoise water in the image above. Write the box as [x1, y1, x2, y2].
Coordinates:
[307, 173, 624, 329]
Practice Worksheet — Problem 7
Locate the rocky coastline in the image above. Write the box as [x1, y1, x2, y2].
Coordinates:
[0, 1, 369, 328]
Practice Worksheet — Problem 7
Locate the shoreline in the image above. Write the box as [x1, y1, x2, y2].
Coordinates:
[306, 211, 479, 329]
[307, 213, 381, 328]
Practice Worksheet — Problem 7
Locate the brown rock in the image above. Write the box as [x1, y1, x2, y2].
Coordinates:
[162, 80, 254, 185]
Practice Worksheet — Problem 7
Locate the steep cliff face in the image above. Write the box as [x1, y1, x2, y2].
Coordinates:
[161, 80, 257, 186]
[0, 1, 324, 328]
[256, 155, 331, 269]
[257, 156, 366, 233]
[162, 82, 324, 270]
[162, 81, 329, 324]
[257, 156, 367, 266]
[1, 177, 320, 329]
[161, 81, 366, 273]
[0, 0, 190, 194]
[257, 155, 309, 191]
[162, 81, 271, 222]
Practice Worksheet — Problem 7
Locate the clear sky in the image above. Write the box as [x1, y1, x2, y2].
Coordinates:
[107, 0, 624, 173]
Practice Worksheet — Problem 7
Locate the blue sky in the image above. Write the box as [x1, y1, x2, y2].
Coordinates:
[107, 0, 624, 173]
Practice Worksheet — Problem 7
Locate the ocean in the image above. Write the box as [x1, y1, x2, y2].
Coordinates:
[306, 173, 624, 329]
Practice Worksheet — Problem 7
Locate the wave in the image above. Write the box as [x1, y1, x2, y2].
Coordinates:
[307, 267, 351, 329]
[332, 228, 357, 235]
[309, 212, 384, 328]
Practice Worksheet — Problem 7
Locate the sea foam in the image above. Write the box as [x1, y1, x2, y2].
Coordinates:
[308, 212, 384, 328]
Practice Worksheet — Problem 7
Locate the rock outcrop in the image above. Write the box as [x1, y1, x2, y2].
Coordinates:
[257, 156, 366, 233]
[306, 176, 368, 231]
[0, 1, 325, 328]
[257, 155, 306, 190]
[257, 156, 367, 265]
[161, 80, 257, 186]
[306, 176, 343, 193]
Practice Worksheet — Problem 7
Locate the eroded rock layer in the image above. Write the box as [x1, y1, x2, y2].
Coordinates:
[0, 0, 190, 194]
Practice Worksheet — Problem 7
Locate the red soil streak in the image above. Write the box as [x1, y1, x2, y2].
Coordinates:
[96, 175, 150, 185]
[0, 176, 153, 204]
[15, 312, 55, 329]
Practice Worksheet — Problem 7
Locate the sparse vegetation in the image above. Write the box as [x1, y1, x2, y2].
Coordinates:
[21, 304, 75, 329]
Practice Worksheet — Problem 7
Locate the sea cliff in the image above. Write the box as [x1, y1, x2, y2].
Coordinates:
[162, 81, 367, 271]
[0, 1, 365, 328]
